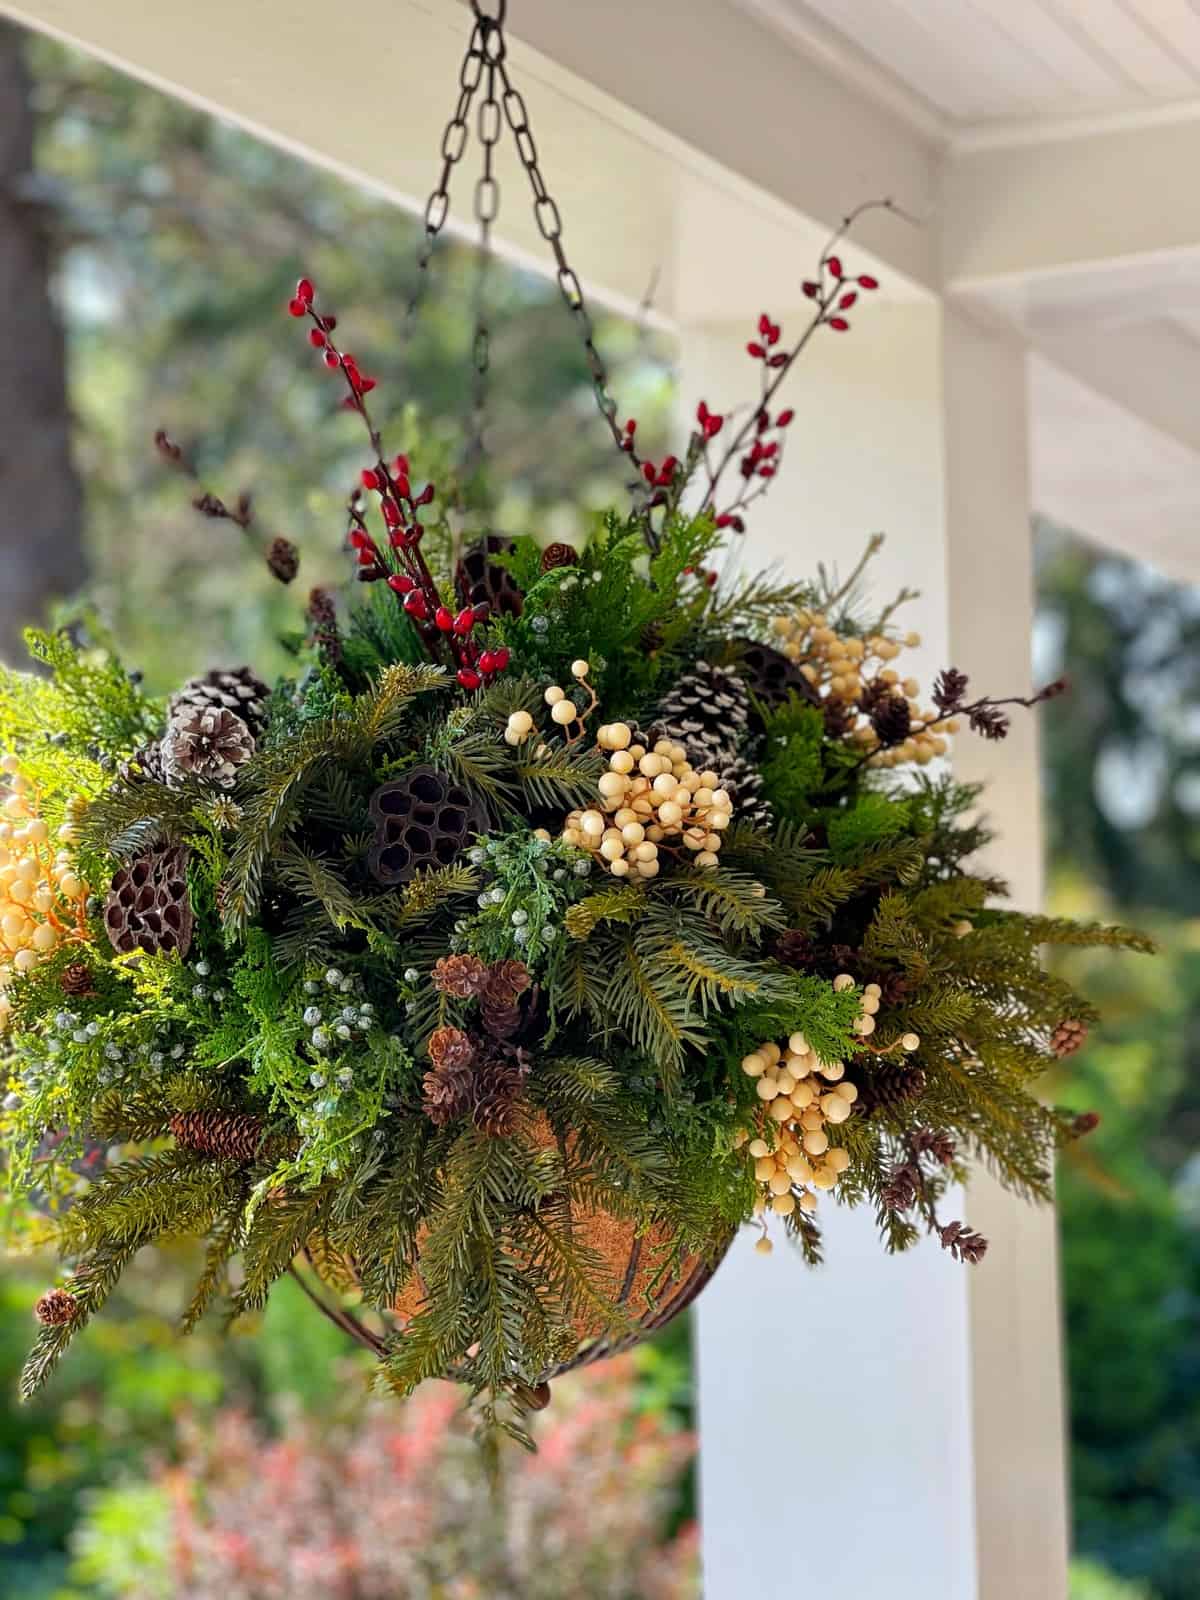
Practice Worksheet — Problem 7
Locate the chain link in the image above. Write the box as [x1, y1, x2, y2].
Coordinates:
[406, 2, 631, 491]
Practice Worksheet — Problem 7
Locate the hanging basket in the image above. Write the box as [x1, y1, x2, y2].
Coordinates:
[295, 1115, 734, 1406]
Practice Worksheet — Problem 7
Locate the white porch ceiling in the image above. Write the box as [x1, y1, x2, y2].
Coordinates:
[737, 0, 1200, 135]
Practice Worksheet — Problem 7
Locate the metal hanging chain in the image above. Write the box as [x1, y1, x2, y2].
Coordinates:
[464, 29, 503, 482]
[406, 0, 633, 480]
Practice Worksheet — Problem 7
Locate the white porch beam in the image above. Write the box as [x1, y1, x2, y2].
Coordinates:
[944, 112, 1200, 291]
[0, 0, 940, 311]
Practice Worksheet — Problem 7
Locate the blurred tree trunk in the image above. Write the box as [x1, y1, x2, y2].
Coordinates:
[0, 22, 83, 663]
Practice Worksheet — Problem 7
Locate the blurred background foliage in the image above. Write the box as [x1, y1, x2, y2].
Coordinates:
[0, 22, 1198, 1600]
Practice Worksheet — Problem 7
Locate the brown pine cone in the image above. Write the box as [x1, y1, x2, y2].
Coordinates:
[847, 1059, 927, 1116]
[488, 958, 532, 1002]
[871, 692, 912, 747]
[422, 1062, 476, 1128]
[427, 1026, 475, 1071]
[472, 1048, 531, 1137]
[1051, 1018, 1088, 1058]
[432, 953, 489, 999]
[35, 1288, 79, 1326]
[170, 1110, 266, 1163]
[60, 961, 98, 998]
[774, 930, 817, 971]
[169, 667, 271, 737]
[540, 541, 579, 572]
[266, 536, 299, 584]
[478, 996, 523, 1041]
[118, 742, 170, 787]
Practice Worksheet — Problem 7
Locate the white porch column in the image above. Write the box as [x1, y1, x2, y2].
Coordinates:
[943, 306, 1068, 1600]
[683, 292, 1066, 1595]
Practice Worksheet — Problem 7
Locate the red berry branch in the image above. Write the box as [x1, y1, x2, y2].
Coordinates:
[685, 200, 895, 530]
[286, 277, 506, 692]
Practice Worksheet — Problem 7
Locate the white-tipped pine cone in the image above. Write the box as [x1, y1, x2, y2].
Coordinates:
[162, 706, 254, 789]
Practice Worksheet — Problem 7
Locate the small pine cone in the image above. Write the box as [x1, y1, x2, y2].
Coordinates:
[60, 961, 98, 998]
[848, 1059, 927, 1116]
[540, 541, 579, 573]
[162, 706, 254, 790]
[427, 1026, 475, 1072]
[35, 1288, 79, 1326]
[169, 667, 271, 738]
[422, 1062, 477, 1128]
[938, 1220, 988, 1264]
[472, 1048, 531, 1138]
[871, 692, 912, 747]
[266, 536, 300, 584]
[432, 953, 489, 999]
[1051, 1018, 1088, 1058]
[774, 930, 817, 971]
[118, 742, 170, 786]
[488, 958, 532, 1003]
[720, 755, 771, 829]
[478, 996, 523, 1041]
[170, 1110, 265, 1163]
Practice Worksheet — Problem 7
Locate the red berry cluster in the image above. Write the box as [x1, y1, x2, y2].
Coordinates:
[746, 312, 787, 367]
[641, 453, 679, 492]
[801, 257, 879, 332]
[285, 277, 508, 694]
[696, 400, 724, 439]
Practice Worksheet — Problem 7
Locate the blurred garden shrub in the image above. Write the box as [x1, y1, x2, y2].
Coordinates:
[67, 1356, 699, 1600]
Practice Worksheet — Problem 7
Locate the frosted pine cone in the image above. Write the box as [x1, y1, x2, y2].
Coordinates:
[169, 667, 271, 738]
[162, 706, 254, 790]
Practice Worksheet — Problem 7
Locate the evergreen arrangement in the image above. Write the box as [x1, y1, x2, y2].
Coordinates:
[1, 252, 1149, 1441]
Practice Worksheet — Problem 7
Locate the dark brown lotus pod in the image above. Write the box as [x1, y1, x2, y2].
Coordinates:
[455, 534, 524, 619]
[103, 844, 194, 957]
[367, 767, 488, 885]
[732, 638, 822, 720]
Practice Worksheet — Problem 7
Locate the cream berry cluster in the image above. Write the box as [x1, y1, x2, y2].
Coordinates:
[0, 756, 90, 1028]
[738, 1031, 856, 1216]
[562, 727, 734, 879]
[770, 607, 960, 767]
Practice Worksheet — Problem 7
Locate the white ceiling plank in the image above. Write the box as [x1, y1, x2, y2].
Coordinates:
[965, 0, 1134, 99]
[885, 0, 1078, 106]
[1042, 0, 1197, 94]
[796, 0, 1021, 119]
[1119, 0, 1200, 74]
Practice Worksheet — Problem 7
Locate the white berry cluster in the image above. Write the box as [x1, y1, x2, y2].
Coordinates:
[504, 659, 596, 747]
[0, 756, 90, 1029]
[562, 726, 734, 879]
[770, 609, 960, 767]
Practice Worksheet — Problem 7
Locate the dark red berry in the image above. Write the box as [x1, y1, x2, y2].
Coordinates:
[296, 277, 315, 305]
[382, 499, 401, 528]
[777, 409, 795, 427]
[768, 353, 788, 368]
[757, 313, 771, 336]
[348, 529, 370, 550]
[387, 574, 415, 595]
[403, 591, 428, 621]
[323, 349, 340, 368]
[356, 547, 377, 567]
[828, 317, 850, 331]
[838, 290, 858, 310]
[858, 274, 879, 290]
[472, 602, 491, 623]
[747, 342, 765, 358]
[493, 646, 510, 671]
[827, 256, 843, 278]
[361, 468, 381, 491]
[415, 484, 435, 508]
[802, 281, 819, 298]
[309, 329, 326, 348]
[453, 607, 476, 636]
[288, 297, 306, 317]
[457, 668, 482, 691]
[435, 606, 454, 633]
[478, 650, 497, 675]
